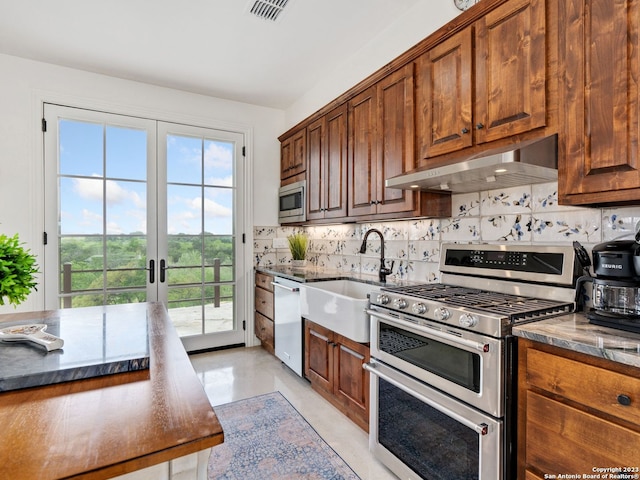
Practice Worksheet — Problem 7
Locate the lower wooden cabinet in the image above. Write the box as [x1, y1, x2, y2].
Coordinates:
[304, 319, 370, 431]
[254, 272, 274, 354]
[518, 338, 640, 479]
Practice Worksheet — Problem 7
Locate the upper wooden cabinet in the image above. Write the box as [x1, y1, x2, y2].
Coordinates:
[417, 0, 548, 162]
[349, 64, 427, 219]
[559, 0, 640, 205]
[306, 104, 348, 221]
[280, 129, 306, 183]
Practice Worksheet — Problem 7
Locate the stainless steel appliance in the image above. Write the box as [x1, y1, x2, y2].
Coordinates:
[585, 234, 640, 334]
[278, 180, 306, 224]
[272, 277, 302, 376]
[364, 243, 579, 480]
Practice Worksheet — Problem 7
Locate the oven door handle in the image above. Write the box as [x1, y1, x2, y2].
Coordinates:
[363, 362, 489, 436]
[365, 308, 490, 353]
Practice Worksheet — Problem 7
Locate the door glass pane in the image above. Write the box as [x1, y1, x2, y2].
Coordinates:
[56, 116, 148, 309]
[165, 134, 237, 338]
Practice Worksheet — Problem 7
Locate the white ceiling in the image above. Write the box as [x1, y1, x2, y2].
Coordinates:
[0, 0, 428, 110]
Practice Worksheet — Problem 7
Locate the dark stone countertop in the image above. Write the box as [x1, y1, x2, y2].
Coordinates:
[255, 265, 417, 287]
[513, 313, 640, 369]
[0, 305, 150, 392]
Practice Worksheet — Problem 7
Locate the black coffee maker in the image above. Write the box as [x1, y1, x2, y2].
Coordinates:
[579, 234, 640, 334]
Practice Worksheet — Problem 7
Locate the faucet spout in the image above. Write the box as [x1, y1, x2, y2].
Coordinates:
[359, 228, 393, 282]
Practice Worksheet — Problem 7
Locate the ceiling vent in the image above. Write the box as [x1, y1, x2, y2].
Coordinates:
[247, 0, 289, 21]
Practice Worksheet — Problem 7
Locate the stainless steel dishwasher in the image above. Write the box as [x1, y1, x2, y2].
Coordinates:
[271, 277, 302, 376]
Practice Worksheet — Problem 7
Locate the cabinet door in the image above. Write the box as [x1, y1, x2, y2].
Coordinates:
[324, 104, 348, 219]
[475, 0, 546, 144]
[333, 336, 369, 421]
[306, 117, 325, 220]
[348, 86, 378, 217]
[376, 64, 418, 215]
[416, 28, 473, 159]
[304, 320, 334, 392]
[560, 0, 640, 204]
[280, 129, 306, 181]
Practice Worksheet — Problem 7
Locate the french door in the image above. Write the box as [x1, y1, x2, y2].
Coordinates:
[43, 104, 246, 350]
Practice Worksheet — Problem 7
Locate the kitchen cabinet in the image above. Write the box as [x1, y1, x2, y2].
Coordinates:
[280, 129, 306, 184]
[559, 0, 640, 205]
[304, 319, 370, 431]
[517, 338, 640, 478]
[254, 271, 275, 354]
[416, 0, 548, 162]
[348, 65, 451, 220]
[306, 104, 348, 221]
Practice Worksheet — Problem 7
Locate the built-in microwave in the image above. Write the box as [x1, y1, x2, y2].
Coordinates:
[278, 180, 306, 223]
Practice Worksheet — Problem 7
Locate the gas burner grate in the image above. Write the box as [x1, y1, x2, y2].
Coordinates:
[382, 283, 573, 321]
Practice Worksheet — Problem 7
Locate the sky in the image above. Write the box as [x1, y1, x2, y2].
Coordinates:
[58, 119, 235, 236]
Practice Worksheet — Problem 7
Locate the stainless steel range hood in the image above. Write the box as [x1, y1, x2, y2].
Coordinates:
[386, 135, 558, 193]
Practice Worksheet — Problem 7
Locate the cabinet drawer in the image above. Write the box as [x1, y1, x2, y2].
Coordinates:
[526, 390, 640, 472]
[255, 272, 273, 292]
[255, 286, 274, 319]
[525, 348, 640, 425]
[254, 312, 274, 353]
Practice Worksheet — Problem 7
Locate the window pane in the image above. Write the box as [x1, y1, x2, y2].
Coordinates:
[60, 177, 103, 235]
[204, 187, 233, 235]
[204, 140, 233, 187]
[59, 119, 103, 176]
[106, 180, 147, 234]
[167, 134, 202, 184]
[106, 126, 147, 181]
[205, 284, 233, 334]
[168, 184, 202, 234]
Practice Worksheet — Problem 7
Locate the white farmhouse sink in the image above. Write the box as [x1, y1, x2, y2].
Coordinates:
[300, 280, 380, 342]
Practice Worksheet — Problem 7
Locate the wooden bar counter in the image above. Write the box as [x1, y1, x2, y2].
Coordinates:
[0, 302, 223, 479]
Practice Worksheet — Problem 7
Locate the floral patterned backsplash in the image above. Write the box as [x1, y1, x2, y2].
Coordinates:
[254, 182, 640, 283]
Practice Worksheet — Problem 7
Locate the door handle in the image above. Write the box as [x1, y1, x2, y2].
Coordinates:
[271, 282, 300, 292]
[160, 259, 166, 283]
[148, 259, 155, 284]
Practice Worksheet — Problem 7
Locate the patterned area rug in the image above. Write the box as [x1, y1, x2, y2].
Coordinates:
[208, 391, 361, 480]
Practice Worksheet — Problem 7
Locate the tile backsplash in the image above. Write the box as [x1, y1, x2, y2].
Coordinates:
[254, 182, 640, 283]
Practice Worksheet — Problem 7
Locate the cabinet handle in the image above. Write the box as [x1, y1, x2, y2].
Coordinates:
[461, 127, 469, 134]
[476, 122, 485, 130]
[617, 394, 632, 406]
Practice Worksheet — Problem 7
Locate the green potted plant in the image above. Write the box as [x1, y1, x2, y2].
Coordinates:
[287, 233, 308, 268]
[0, 233, 39, 307]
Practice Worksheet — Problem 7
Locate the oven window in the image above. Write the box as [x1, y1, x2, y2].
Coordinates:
[378, 378, 479, 480]
[379, 323, 480, 392]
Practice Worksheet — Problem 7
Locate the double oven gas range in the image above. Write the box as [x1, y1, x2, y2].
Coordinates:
[364, 243, 580, 480]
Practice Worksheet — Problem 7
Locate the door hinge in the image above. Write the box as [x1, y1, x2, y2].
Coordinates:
[242, 146, 246, 157]
[41, 118, 47, 132]
[43, 231, 48, 245]
[242, 320, 246, 331]
[242, 233, 246, 244]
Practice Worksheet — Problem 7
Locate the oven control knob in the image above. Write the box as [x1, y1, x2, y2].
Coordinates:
[459, 314, 479, 328]
[393, 298, 408, 309]
[412, 302, 428, 315]
[376, 294, 390, 305]
[434, 307, 451, 321]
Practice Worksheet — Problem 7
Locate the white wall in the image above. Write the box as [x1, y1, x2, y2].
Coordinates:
[284, 0, 459, 128]
[0, 53, 284, 312]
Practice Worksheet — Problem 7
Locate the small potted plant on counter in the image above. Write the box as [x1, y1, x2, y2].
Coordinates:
[287, 233, 308, 268]
[0, 232, 39, 307]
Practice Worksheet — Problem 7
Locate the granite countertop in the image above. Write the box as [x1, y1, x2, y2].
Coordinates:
[255, 265, 417, 287]
[513, 313, 640, 369]
[0, 305, 150, 392]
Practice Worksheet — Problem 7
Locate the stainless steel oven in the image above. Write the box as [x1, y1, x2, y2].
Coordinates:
[278, 180, 305, 223]
[365, 243, 580, 480]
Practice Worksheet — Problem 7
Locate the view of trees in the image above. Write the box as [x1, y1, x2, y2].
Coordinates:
[59, 234, 234, 308]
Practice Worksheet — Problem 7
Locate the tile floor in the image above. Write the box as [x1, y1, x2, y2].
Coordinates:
[189, 345, 397, 480]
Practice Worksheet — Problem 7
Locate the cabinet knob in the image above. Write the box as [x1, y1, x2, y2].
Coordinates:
[617, 394, 632, 406]
[476, 123, 485, 130]
[461, 127, 470, 134]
